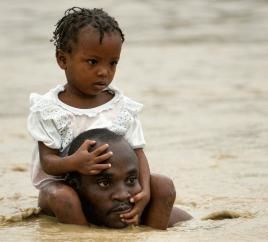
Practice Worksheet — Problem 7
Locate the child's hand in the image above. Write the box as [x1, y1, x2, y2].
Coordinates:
[72, 139, 113, 175]
[120, 189, 150, 225]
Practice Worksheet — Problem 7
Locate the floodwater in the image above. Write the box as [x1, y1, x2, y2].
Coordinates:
[0, 0, 268, 241]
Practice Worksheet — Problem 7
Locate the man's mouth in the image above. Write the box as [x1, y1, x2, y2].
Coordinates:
[108, 203, 133, 215]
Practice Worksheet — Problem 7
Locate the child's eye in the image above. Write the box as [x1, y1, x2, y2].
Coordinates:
[126, 176, 137, 186]
[88, 59, 97, 65]
[110, 60, 118, 67]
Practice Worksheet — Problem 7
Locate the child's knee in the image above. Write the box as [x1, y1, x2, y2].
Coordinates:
[150, 174, 176, 203]
[48, 184, 80, 210]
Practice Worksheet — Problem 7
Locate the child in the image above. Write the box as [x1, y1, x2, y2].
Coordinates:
[27, 7, 190, 229]
[66, 128, 192, 228]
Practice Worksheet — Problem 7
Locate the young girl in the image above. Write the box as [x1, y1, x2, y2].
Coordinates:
[28, 7, 190, 229]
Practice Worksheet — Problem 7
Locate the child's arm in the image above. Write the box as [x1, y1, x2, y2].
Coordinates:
[135, 148, 151, 197]
[38, 140, 112, 175]
[120, 148, 151, 225]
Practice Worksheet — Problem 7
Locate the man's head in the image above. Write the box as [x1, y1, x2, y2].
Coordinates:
[67, 128, 141, 228]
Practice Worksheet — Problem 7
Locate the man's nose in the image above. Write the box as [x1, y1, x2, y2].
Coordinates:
[112, 184, 131, 201]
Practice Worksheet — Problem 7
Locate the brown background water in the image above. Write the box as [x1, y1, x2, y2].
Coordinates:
[0, 0, 268, 241]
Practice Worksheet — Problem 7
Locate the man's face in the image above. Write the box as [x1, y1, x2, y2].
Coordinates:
[79, 141, 141, 228]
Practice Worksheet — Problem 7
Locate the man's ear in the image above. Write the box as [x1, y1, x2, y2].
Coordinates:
[56, 49, 68, 70]
[65, 173, 81, 191]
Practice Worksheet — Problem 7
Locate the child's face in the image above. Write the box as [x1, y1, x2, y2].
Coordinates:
[58, 25, 122, 96]
[79, 141, 141, 228]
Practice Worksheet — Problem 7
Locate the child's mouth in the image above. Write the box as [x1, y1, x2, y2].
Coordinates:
[93, 81, 107, 89]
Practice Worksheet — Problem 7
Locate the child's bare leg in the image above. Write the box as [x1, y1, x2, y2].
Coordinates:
[38, 181, 88, 225]
[142, 174, 192, 230]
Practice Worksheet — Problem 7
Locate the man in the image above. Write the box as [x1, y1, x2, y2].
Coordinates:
[66, 128, 192, 229]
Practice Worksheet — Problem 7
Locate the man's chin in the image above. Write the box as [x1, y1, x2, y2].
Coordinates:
[104, 217, 128, 229]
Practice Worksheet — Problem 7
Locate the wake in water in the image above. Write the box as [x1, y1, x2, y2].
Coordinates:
[0, 207, 41, 224]
[0, 206, 253, 225]
[202, 210, 253, 220]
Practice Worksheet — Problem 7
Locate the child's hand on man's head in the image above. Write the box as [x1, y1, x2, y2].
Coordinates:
[120, 189, 150, 225]
[71, 139, 113, 175]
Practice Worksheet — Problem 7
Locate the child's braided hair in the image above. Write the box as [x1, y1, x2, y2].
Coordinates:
[51, 7, 125, 52]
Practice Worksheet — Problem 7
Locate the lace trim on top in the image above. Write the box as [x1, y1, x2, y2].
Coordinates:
[30, 84, 126, 118]
[29, 84, 143, 151]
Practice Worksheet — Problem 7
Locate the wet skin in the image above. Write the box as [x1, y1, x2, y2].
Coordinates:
[77, 140, 142, 228]
[56, 25, 123, 109]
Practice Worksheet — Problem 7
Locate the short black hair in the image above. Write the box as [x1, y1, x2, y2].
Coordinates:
[68, 128, 123, 156]
[51, 7, 125, 53]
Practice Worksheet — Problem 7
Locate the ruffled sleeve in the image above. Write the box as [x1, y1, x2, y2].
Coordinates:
[27, 93, 73, 150]
[111, 95, 146, 149]
[125, 116, 146, 149]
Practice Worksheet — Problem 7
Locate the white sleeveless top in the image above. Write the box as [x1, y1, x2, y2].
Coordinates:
[27, 84, 145, 189]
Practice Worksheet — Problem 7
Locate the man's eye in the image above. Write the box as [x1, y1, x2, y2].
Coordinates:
[126, 176, 137, 186]
[97, 180, 110, 188]
[88, 59, 97, 65]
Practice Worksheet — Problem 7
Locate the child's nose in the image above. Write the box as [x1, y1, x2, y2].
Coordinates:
[97, 65, 108, 77]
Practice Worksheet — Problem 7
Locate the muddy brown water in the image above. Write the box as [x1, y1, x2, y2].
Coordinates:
[0, 0, 268, 241]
